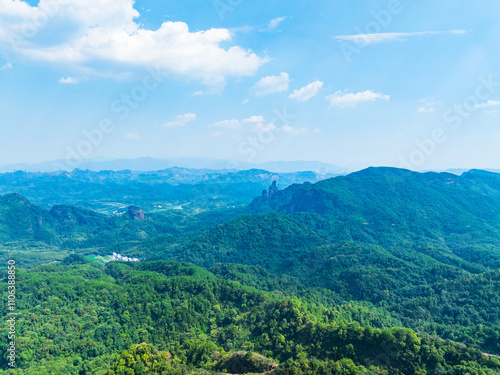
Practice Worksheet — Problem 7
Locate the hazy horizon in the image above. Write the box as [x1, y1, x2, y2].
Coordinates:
[0, 155, 498, 175]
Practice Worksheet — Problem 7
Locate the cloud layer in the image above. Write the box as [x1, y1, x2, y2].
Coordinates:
[251, 72, 290, 96]
[335, 30, 466, 45]
[327, 90, 389, 108]
[0, 0, 267, 85]
[163, 113, 197, 127]
[476, 100, 500, 108]
[289, 81, 323, 101]
[211, 115, 267, 130]
[267, 17, 287, 31]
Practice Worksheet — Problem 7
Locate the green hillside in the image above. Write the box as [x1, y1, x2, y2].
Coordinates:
[127, 168, 500, 354]
[1, 261, 499, 375]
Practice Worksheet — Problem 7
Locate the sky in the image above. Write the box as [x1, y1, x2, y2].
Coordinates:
[0, 0, 499, 171]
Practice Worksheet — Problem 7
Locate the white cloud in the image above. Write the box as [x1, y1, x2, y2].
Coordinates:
[163, 113, 196, 127]
[211, 115, 308, 136]
[476, 100, 500, 108]
[0, 62, 12, 70]
[283, 125, 308, 134]
[326, 90, 390, 108]
[267, 17, 286, 30]
[254, 122, 276, 132]
[416, 98, 439, 112]
[334, 30, 466, 45]
[124, 132, 141, 139]
[485, 110, 498, 114]
[58, 77, 78, 84]
[209, 131, 224, 137]
[243, 115, 265, 124]
[417, 106, 435, 113]
[230, 17, 286, 35]
[211, 119, 242, 129]
[251, 72, 290, 96]
[289, 81, 323, 101]
[211, 115, 271, 131]
[0, 0, 267, 86]
[229, 26, 256, 33]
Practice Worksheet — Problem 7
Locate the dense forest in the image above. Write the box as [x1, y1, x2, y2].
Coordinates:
[0, 167, 500, 374]
[1, 260, 500, 374]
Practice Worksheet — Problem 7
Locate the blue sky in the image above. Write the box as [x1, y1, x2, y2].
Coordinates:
[0, 0, 499, 170]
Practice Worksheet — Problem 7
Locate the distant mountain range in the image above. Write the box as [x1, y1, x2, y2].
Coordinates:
[0, 157, 350, 174]
[4, 157, 500, 177]
[0, 167, 343, 213]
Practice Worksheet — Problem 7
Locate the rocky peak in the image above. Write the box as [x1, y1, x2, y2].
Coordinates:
[128, 205, 146, 220]
[268, 180, 279, 198]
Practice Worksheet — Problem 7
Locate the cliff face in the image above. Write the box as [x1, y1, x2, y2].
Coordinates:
[247, 181, 282, 213]
[128, 205, 146, 220]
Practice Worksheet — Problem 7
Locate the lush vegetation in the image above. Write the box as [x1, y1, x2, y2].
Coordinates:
[1, 261, 499, 374]
[137, 168, 500, 354]
[0, 167, 500, 373]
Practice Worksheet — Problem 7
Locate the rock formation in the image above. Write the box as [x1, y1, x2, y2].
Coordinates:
[127, 205, 146, 220]
[268, 180, 279, 198]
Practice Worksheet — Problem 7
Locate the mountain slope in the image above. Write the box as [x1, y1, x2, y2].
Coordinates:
[127, 168, 500, 351]
[0, 193, 60, 245]
[246, 167, 500, 266]
[2, 261, 499, 375]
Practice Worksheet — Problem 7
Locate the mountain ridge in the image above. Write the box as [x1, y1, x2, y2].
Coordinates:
[0, 157, 348, 174]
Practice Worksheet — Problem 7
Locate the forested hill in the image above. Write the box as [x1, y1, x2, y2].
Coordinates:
[1, 260, 500, 374]
[250, 167, 500, 224]
[142, 168, 500, 354]
[244, 167, 500, 255]
[168, 167, 500, 272]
